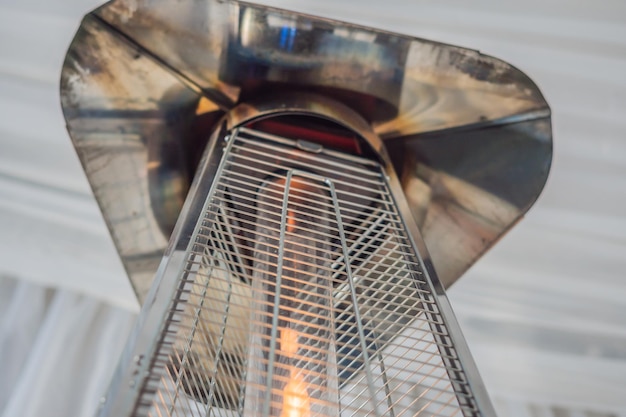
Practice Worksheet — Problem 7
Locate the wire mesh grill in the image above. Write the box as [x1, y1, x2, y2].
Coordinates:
[131, 127, 482, 417]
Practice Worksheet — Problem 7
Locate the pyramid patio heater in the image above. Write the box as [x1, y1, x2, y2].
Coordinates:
[60, 1, 552, 417]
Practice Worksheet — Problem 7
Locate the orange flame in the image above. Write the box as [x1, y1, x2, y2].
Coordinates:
[279, 328, 311, 417]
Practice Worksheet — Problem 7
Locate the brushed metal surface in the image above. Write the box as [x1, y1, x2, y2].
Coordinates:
[60, 0, 551, 301]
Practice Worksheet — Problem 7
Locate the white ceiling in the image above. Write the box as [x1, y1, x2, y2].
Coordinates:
[0, 0, 625, 413]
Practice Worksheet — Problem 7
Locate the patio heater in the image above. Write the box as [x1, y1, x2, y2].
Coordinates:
[60, 1, 552, 416]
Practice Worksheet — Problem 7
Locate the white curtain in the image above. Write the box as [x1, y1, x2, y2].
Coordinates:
[0, 276, 136, 417]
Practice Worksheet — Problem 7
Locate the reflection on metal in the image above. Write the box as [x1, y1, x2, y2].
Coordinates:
[61, 0, 552, 301]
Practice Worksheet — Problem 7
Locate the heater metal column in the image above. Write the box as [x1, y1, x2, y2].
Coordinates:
[96, 97, 496, 417]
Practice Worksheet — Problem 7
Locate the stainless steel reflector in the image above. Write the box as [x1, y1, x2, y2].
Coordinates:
[98, 97, 495, 417]
[60, 0, 552, 302]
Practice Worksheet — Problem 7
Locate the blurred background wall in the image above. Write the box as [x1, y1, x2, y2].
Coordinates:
[0, 0, 625, 416]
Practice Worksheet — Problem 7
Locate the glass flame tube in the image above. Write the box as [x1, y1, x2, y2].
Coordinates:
[244, 172, 340, 417]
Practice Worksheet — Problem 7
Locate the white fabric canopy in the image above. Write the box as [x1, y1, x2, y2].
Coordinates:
[0, 276, 135, 417]
[1, 0, 625, 415]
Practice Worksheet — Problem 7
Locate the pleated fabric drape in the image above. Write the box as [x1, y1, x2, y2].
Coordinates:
[0, 276, 135, 417]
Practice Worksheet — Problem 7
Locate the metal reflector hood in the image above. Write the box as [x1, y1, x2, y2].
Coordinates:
[60, 0, 552, 302]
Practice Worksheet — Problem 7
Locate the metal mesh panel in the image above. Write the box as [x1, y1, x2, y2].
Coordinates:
[132, 127, 481, 417]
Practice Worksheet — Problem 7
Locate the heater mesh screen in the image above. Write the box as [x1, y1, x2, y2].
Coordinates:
[132, 128, 481, 417]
